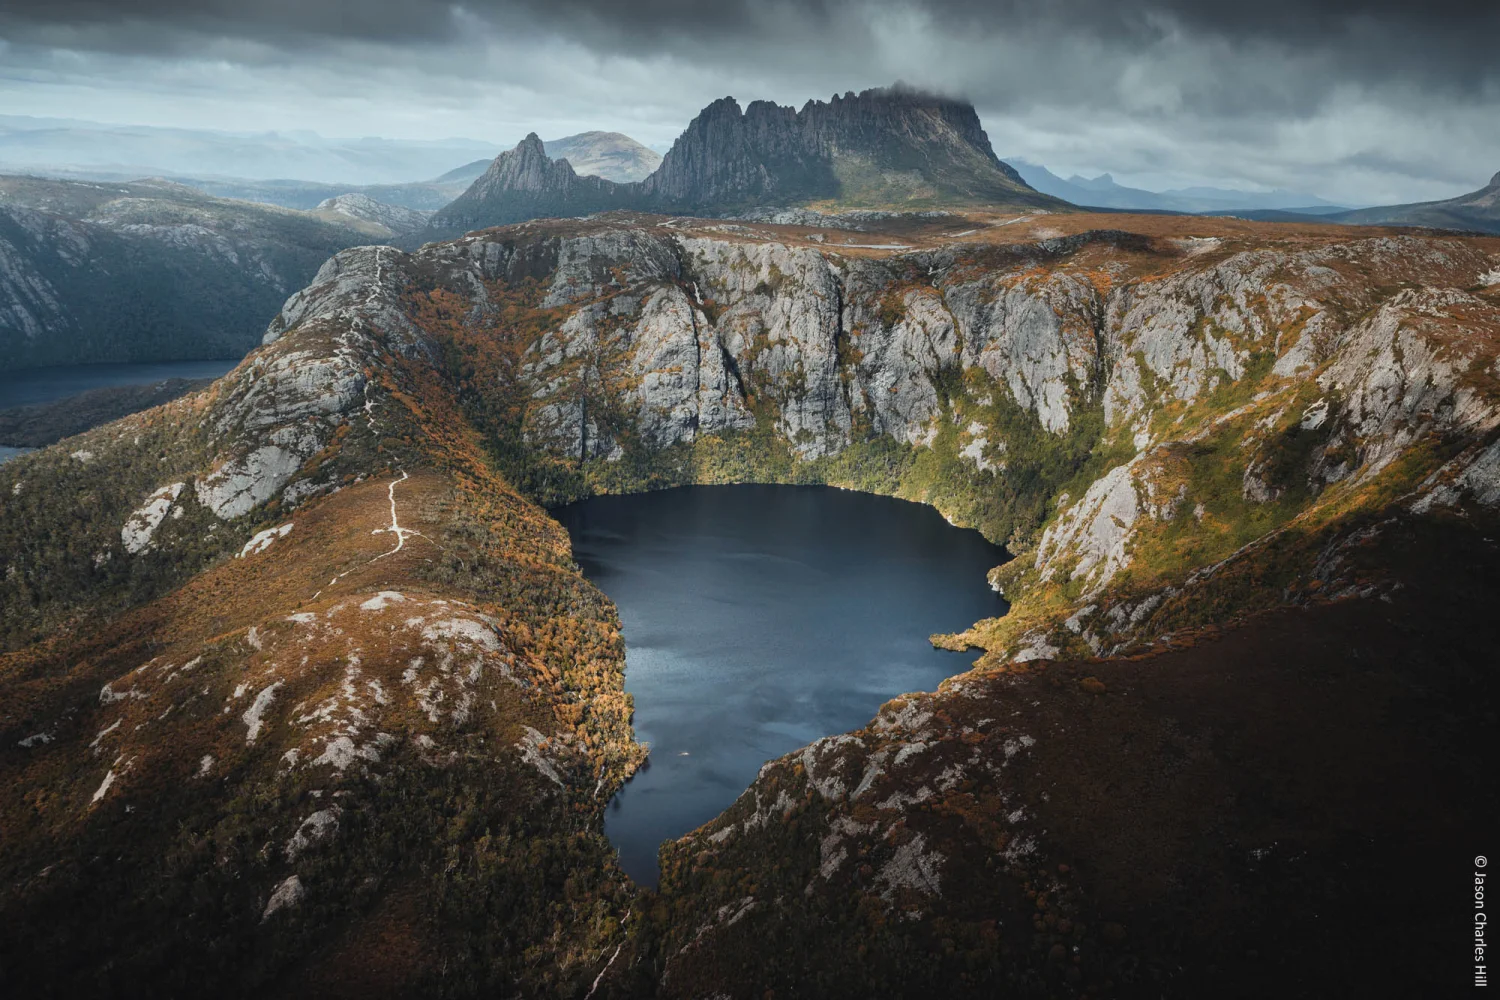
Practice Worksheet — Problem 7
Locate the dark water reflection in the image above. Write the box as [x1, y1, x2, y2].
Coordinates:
[552, 484, 1008, 886]
[0, 359, 240, 410]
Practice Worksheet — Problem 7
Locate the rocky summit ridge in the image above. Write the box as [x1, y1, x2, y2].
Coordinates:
[1, 210, 1497, 997]
[425, 86, 1061, 238]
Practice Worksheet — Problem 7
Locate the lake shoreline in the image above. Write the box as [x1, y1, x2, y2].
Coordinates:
[553, 483, 1008, 886]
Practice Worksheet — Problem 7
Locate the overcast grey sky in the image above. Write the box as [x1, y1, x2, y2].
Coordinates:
[1, 0, 1496, 204]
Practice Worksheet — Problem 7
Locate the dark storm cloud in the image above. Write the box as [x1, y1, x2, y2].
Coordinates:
[1, 0, 1497, 205]
[3, 0, 1496, 94]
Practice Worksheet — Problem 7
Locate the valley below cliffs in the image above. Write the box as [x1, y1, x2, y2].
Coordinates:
[0, 176, 389, 369]
[1, 207, 1497, 998]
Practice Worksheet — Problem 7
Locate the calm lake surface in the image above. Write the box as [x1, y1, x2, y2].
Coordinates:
[552, 484, 1007, 886]
[0, 359, 243, 464]
[0, 359, 240, 410]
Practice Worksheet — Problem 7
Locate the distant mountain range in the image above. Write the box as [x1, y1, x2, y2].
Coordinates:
[5, 129, 669, 217]
[0, 175, 379, 368]
[426, 86, 1063, 237]
[0, 115, 501, 186]
[1004, 157, 1500, 234]
[1003, 159, 1351, 215]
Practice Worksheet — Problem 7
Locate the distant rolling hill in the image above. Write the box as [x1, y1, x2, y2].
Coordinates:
[544, 132, 662, 183]
[310, 193, 431, 238]
[0, 175, 380, 368]
[1333, 170, 1500, 234]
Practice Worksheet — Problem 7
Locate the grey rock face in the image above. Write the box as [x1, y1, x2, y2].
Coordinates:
[198, 430, 320, 520]
[844, 271, 959, 446]
[1035, 459, 1142, 593]
[683, 238, 851, 457]
[542, 230, 680, 308]
[627, 285, 755, 447]
[944, 270, 1102, 433]
[0, 208, 74, 347]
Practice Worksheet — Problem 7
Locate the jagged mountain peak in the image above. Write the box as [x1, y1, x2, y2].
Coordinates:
[642, 83, 1040, 208]
[488, 134, 576, 188]
[428, 132, 631, 232]
[422, 83, 1063, 238]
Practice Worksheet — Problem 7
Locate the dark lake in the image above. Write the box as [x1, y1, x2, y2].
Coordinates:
[0, 359, 243, 464]
[0, 359, 240, 410]
[552, 484, 1008, 886]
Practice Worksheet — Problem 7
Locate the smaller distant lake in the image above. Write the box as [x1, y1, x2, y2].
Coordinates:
[0, 445, 30, 465]
[0, 359, 241, 411]
[553, 484, 1008, 887]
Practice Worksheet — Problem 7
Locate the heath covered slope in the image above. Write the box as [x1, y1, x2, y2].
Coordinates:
[1, 207, 1497, 996]
[0, 245, 644, 996]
